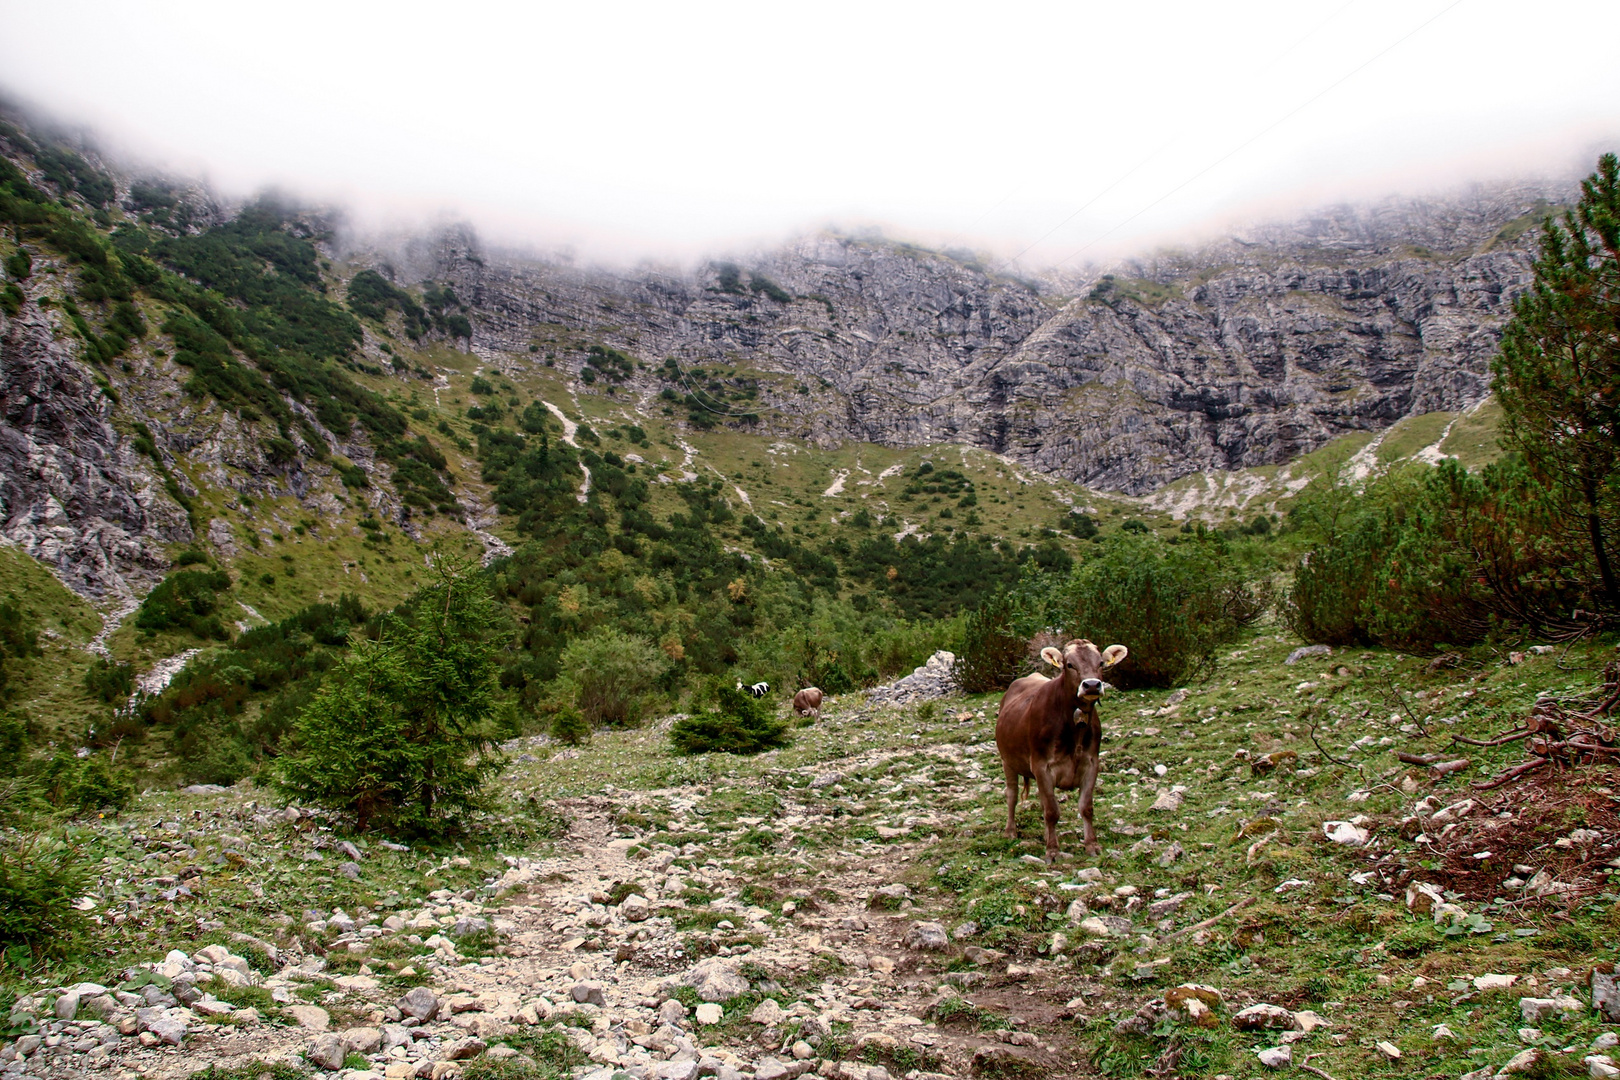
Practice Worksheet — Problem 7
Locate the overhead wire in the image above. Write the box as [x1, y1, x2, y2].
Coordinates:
[987, 0, 1362, 274]
[1049, 0, 1468, 270]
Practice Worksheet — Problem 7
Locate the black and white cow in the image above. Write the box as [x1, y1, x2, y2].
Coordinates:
[736, 680, 770, 698]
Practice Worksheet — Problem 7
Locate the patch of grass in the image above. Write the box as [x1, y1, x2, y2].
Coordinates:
[185, 1064, 309, 1080]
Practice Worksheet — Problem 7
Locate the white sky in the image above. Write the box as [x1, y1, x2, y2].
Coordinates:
[3, 0, 1617, 269]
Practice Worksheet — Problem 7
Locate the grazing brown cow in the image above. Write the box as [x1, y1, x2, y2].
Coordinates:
[995, 638, 1128, 862]
[792, 686, 824, 718]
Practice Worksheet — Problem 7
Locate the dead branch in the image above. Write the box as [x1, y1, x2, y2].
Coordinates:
[1396, 752, 1445, 766]
[1380, 677, 1432, 738]
[1472, 757, 1550, 791]
[1310, 721, 1362, 773]
[1296, 1064, 1343, 1080]
[1452, 729, 1531, 747]
[1159, 896, 1256, 942]
[1430, 758, 1471, 776]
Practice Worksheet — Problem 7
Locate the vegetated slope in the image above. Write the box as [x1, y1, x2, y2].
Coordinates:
[7, 627, 1617, 1080]
[0, 112, 464, 613]
[367, 179, 1559, 494]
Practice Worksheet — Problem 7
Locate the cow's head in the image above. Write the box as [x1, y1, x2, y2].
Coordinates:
[1041, 638, 1128, 704]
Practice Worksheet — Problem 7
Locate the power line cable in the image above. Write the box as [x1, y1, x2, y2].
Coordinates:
[1051, 0, 1467, 270]
[987, 0, 1361, 274]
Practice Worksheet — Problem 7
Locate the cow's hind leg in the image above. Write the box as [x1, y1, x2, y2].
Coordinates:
[1002, 760, 1021, 840]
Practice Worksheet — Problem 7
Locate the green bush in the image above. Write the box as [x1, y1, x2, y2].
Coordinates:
[347, 269, 429, 338]
[550, 705, 590, 745]
[556, 627, 668, 727]
[275, 555, 504, 835]
[0, 594, 42, 697]
[1058, 534, 1264, 688]
[134, 568, 233, 638]
[670, 683, 789, 755]
[84, 658, 134, 703]
[0, 832, 89, 960]
[1283, 460, 1588, 652]
[39, 752, 135, 814]
[954, 585, 1040, 694]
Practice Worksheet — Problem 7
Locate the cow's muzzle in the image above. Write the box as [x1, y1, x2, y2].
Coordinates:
[1079, 678, 1104, 698]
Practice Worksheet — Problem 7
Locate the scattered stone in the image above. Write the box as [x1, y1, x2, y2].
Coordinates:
[694, 1002, 723, 1025]
[1164, 984, 1223, 1028]
[343, 1026, 383, 1054]
[1233, 1003, 1298, 1031]
[307, 1032, 346, 1070]
[658, 998, 688, 1026]
[1294, 1011, 1330, 1033]
[1322, 821, 1369, 846]
[750, 998, 784, 1025]
[1150, 787, 1186, 812]
[445, 1037, 487, 1060]
[571, 981, 607, 1007]
[1079, 915, 1133, 938]
[1286, 645, 1332, 665]
[1496, 1048, 1545, 1075]
[1520, 996, 1582, 1022]
[869, 883, 912, 908]
[1474, 974, 1518, 992]
[1405, 881, 1445, 915]
[686, 958, 750, 1002]
[147, 1013, 187, 1046]
[903, 921, 949, 951]
[865, 650, 956, 703]
[286, 1004, 330, 1031]
[621, 894, 651, 922]
[1256, 1044, 1292, 1068]
[400, 987, 441, 1022]
[1377, 1040, 1402, 1060]
[1593, 967, 1620, 1021]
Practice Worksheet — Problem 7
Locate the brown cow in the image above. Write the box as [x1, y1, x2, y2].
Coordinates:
[792, 687, 824, 718]
[995, 638, 1128, 862]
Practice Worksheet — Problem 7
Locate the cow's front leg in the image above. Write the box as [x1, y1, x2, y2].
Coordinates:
[1035, 765, 1062, 863]
[1001, 760, 1021, 840]
[1077, 748, 1102, 857]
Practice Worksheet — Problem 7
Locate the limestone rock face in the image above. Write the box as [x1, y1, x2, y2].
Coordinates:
[1, 303, 187, 600]
[389, 180, 1560, 495]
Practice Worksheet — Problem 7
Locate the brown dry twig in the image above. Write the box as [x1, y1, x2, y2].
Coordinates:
[1473, 757, 1550, 791]
[1159, 896, 1256, 942]
[1296, 1064, 1342, 1080]
[1310, 721, 1362, 773]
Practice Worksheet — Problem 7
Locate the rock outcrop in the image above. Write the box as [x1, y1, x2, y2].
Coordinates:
[381, 180, 1560, 494]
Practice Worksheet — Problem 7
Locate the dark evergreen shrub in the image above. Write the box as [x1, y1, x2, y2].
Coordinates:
[1059, 534, 1264, 688]
[0, 833, 89, 959]
[133, 568, 232, 638]
[671, 684, 789, 755]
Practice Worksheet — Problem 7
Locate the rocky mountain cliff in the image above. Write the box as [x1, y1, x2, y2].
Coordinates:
[386, 182, 1557, 494]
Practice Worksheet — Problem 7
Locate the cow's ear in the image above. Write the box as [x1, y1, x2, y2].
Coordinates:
[1101, 644, 1129, 668]
[1040, 646, 1063, 668]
